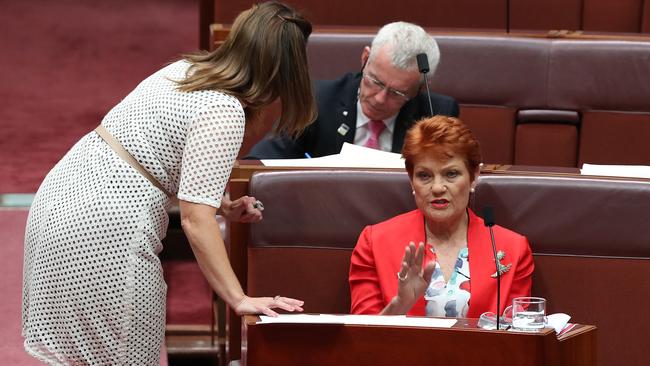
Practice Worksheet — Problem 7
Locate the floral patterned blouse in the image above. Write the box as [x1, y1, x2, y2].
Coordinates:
[424, 247, 471, 317]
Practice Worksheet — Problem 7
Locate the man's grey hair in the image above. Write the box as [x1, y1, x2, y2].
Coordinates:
[368, 22, 440, 73]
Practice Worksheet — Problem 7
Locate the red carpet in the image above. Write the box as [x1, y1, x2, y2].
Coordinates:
[0, 209, 41, 365]
[0, 210, 171, 365]
[0, 208, 196, 364]
[163, 260, 213, 325]
[0, 0, 198, 193]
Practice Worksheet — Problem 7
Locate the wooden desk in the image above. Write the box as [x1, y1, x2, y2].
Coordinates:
[223, 162, 618, 364]
[243, 315, 597, 366]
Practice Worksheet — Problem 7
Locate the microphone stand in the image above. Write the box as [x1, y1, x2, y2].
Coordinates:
[483, 206, 502, 330]
[416, 53, 434, 117]
[488, 224, 501, 330]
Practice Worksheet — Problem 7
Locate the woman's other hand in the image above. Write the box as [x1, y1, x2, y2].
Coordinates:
[382, 242, 435, 315]
[219, 193, 263, 223]
[233, 295, 304, 317]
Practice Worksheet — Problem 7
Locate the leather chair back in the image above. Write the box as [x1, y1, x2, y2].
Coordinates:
[247, 169, 650, 366]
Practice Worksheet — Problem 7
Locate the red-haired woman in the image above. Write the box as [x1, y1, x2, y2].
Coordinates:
[349, 115, 534, 317]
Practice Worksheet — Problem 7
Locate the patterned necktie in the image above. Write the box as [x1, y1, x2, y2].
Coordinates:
[364, 120, 386, 150]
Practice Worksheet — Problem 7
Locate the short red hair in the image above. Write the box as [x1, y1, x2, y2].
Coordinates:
[402, 115, 482, 180]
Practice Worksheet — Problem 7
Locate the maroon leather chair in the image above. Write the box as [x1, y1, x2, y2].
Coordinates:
[305, 32, 650, 167]
[546, 40, 650, 166]
[245, 169, 650, 366]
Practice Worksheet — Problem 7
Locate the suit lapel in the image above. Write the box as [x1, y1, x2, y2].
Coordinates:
[466, 210, 499, 318]
[335, 105, 355, 145]
[334, 74, 360, 147]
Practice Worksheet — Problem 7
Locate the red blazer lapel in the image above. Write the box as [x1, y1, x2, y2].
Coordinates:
[466, 209, 498, 318]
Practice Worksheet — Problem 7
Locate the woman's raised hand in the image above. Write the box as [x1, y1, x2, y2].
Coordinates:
[384, 242, 435, 315]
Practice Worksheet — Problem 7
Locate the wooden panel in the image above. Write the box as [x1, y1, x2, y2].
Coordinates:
[199, 0, 215, 50]
[510, 0, 583, 30]
[643, 0, 650, 33]
[459, 106, 516, 164]
[213, 0, 507, 29]
[533, 255, 650, 366]
[583, 0, 644, 32]
[578, 111, 650, 165]
[247, 248, 352, 314]
[207, 0, 650, 43]
[245, 316, 597, 366]
[514, 124, 578, 167]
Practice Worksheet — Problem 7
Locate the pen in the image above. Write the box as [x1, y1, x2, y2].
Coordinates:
[304, 152, 312, 159]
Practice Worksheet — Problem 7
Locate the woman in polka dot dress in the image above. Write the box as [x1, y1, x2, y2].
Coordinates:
[21, 2, 315, 365]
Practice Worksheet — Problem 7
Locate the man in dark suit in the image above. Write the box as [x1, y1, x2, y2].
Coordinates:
[245, 22, 459, 159]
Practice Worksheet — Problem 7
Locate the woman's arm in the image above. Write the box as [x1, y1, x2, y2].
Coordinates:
[180, 199, 303, 316]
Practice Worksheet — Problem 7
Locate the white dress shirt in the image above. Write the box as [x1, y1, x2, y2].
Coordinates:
[354, 100, 397, 152]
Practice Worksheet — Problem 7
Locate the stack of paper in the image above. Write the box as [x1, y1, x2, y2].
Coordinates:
[258, 314, 457, 328]
[261, 143, 405, 169]
[581, 164, 650, 179]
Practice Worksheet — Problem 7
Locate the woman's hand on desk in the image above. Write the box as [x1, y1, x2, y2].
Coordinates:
[219, 193, 263, 223]
[233, 295, 305, 317]
[382, 242, 435, 315]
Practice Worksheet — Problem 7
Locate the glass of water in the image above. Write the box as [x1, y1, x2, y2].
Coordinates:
[511, 297, 546, 332]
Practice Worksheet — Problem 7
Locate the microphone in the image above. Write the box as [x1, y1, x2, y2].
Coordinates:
[416, 53, 434, 117]
[483, 206, 502, 330]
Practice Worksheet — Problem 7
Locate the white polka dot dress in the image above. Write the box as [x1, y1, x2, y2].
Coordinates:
[22, 60, 245, 365]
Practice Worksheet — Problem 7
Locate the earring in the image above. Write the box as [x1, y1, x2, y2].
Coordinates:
[412, 190, 415, 195]
[470, 187, 475, 193]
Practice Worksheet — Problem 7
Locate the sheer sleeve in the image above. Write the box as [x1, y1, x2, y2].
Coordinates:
[178, 96, 245, 207]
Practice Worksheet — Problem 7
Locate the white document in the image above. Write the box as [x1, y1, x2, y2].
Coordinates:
[546, 313, 571, 334]
[338, 143, 405, 168]
[260, 143, 405, 169]
[258, 314, 456, 328]
[581, 163, 650, 179]
[260, 154, 356, 167]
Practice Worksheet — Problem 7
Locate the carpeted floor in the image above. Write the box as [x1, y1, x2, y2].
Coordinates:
[1, 1, 212, 363]
[0, 209, 41, 365]
[0, 209, 171, 365]
[0, 0, 198, 193]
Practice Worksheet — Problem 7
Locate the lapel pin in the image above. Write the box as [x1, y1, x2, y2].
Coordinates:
[337, 123, 350, 136]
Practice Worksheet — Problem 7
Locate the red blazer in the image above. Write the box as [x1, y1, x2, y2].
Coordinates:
[349, 209, 534, 317]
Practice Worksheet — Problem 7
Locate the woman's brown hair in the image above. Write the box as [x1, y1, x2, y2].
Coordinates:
[176, 1, 317, 137]
[402, 115, 482, 181]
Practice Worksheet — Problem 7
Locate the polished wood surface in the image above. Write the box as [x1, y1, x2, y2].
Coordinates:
[243, 315, 596, 366]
